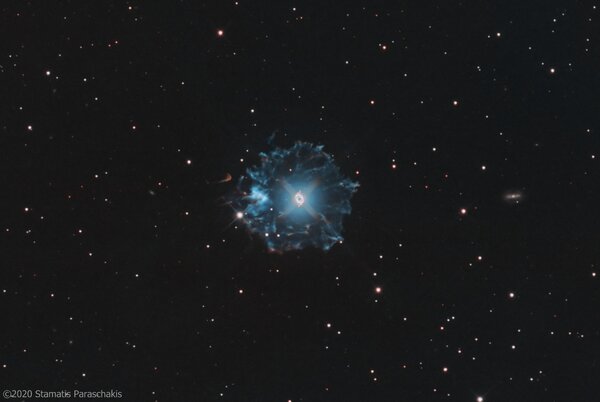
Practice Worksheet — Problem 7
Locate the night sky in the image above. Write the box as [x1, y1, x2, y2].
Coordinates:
[3, 1, 600, 401]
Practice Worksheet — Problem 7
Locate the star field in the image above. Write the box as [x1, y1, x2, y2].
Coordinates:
[2, 1, 600, 401]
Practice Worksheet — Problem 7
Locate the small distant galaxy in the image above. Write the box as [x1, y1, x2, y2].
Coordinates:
[503, 190, 525, 204]
[231, 142, 358, 252]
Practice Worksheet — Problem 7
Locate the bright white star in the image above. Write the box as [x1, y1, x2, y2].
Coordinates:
[294, 191, 305, 207]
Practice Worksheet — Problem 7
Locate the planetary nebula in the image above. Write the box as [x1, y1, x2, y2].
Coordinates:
[232, 142, 359, 252]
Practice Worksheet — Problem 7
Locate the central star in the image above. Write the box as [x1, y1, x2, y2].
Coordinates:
[293, 191, 305, 207]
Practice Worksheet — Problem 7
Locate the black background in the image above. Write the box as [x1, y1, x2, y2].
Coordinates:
[2, 1, 600, 401]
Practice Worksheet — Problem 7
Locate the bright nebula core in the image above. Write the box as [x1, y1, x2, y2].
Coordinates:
[233, 142, 359, 252]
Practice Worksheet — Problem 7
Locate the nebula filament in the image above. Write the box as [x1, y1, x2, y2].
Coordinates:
[233, 142, 359, 252]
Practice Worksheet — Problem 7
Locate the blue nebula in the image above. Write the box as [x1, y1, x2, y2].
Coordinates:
[233, 142, 359, 252]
